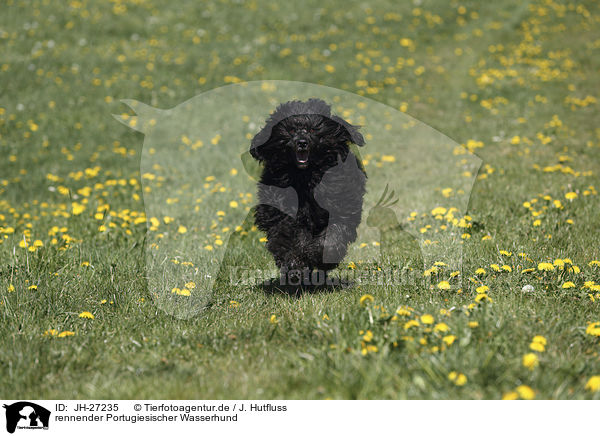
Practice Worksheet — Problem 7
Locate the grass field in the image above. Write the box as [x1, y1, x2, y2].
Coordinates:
[1, 0, 600, 399]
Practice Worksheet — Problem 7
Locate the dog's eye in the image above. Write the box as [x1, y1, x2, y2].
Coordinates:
[309, 129, 315, 133]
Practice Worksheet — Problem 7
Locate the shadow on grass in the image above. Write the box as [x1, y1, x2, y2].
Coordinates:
[258, 275, 354, 297]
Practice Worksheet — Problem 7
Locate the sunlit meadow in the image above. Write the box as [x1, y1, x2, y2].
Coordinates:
[1, 0, 599, 399]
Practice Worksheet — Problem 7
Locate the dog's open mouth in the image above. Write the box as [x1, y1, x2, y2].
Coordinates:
[295, 149, 309, 168]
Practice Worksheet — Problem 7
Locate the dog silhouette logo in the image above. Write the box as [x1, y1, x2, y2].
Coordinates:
[3, 402, 50, 433]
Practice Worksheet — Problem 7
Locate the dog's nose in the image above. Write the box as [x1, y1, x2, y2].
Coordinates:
[296, 138, 308, 149]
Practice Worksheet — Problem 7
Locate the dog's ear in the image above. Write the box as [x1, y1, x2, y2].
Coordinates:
[331, 115, 365, 146]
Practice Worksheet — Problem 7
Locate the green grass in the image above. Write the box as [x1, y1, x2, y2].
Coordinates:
[1, 0, 600, 399]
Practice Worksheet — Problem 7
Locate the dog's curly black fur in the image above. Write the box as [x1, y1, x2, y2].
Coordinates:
[250, 99, 366, 285]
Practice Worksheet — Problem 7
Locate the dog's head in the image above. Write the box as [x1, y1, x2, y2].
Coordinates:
[250, 99, 364, 170]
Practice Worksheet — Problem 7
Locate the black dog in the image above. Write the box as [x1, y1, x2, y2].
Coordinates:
[250, 99, 366, 285]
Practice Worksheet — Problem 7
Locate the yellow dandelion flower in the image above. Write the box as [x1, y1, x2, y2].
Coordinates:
[269, 314, 279, 324]
[442, 335, 456, 345]
[396, 306, 412, 316]
[538, 262, 554, 271]
[403, 319, 420, 330]
[476, 285, 489, 294]
[562, 281, 576, 289]
[437, 281, 451, 290]
[522, 353, 538, 370]
[502, 391, 519, 400]
[420, 314, 434, 324]
[359, 294, 374, 306]
[424, 267, 438, 276]
[57, 331, 75, 338]
[532, 335, 547, 345]
[529, 342, 545, 352]
[229, 201, 238, 208]
[565, 192, 578, 200]
[72, 202, 85, 215]
[516, 385, 535, 400]
[78, 311, 94, 319]
[475, 293, 492, 303]
[455, 373, 467, 386]
[177, 225, 187, 234]
[585, 322, 600, 337]
[447, 371, 466, 385]
[468, 321, 479, 328]
[585, 376, 600, 392]
[361, 344, 378, 355]
[434, 322, 449, 332]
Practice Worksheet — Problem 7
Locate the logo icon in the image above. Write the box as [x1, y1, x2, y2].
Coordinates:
[3, 402, 50, 434]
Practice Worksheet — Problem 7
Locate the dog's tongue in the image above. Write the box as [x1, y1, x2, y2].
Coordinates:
[296, 150, 309, 164]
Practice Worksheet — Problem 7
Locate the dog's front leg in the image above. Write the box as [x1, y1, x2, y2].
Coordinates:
[320, 222, 356, 266]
